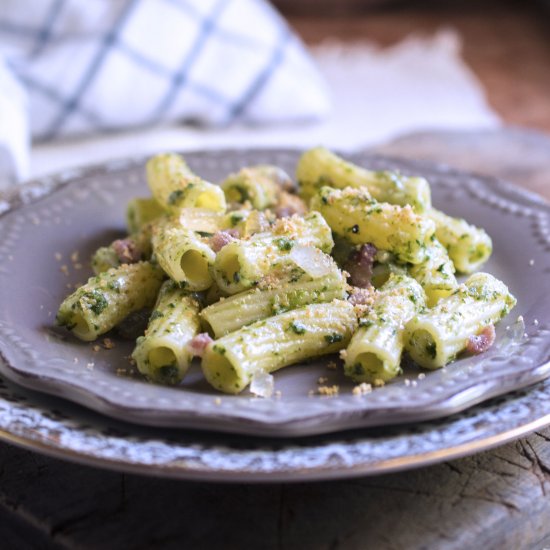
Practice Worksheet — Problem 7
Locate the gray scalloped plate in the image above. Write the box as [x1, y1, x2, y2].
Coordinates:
[0, 149, 549, 437]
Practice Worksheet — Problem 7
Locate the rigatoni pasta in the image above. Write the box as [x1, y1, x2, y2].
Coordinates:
[344, 274, 425, 383]
[132, 281, 201, 385]
[56, 148, 516, 397]
[56, 262, 164, 341]
[201, 258, 347, 337]
[405, 272, 516, 369]
[146, 153, 226, 213]
[202, 300, 357, 394]
[296, 147, 432, 213]
[311, 186, 435, 264]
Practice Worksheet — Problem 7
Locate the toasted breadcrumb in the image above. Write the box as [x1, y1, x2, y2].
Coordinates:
[60, 264, 69, 276]
[418, 373, 426, 380]
[339, 350, 348, 360]
[372, 378, 385, 388]
[70, 251, 79, 263]
[326, 361, 337, 370]
[352, 382, 372, 396]
[86, 362, 94, 370]
[103, 338, 115, 349]
[317, 376, 328, 384]
[92, 345, 101, 352]
[318, 384, 339, 396]
[214, 397, 222, 406]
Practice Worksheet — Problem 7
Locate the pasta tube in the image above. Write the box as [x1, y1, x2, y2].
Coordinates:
[426, 208, 492, 273]
[311, 186, 435, 264]
[221, 165, 292, 209]
[212, 212, 334, 294]
[296, 147, 431, 212]
[177, 208, 227, 235]
[405, 272, 516, 369]
[56, 262, 164, 341]
[201, 261, 347, 337]
[126, 197, 164, 234]
[344, 274, 426, 383]
[202, 300, 357, 394]
[146, 153, 226, 213]
[152, 223, 215, 291]
[408, 240, 458, 307]
[132, 281, 201, 385]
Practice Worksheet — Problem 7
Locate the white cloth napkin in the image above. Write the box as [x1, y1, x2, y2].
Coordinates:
[0, 0, 329, 185]
[28, 30, 500, 181]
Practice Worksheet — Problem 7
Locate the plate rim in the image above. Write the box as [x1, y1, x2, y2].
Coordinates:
[1, 405, 549, 483]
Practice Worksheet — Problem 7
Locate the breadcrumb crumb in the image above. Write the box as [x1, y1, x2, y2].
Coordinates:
[372, 378, 385, 388]
[317, 376, 328, 384]
[326, 361, 337, 370]
[103, 338, 115, 349]
[318, 384, 339, 396]
[352, 382, 372, 396]
[92, 345, 101, 352]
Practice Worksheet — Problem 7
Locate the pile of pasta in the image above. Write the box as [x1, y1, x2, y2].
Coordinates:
[57, 148, 516, 394]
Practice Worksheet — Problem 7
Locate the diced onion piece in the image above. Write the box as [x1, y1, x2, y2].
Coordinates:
[289, 245, 333, 279]
[250, 370, 274, 398]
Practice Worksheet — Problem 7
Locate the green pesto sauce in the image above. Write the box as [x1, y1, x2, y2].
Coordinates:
[82, 290, 108, 315]
[150, 310, 164, 321]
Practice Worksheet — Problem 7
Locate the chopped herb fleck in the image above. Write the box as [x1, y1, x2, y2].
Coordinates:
[325, 333, 343, 344]
[275, 238, 294, 251]
[426, 342, 437, 359]
[213, 344, 226, 355]
[167, 189, 184, 205]
[290, 321, 307, 334]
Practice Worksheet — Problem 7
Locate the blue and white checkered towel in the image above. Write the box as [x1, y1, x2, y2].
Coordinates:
[0, 0, 330, 183]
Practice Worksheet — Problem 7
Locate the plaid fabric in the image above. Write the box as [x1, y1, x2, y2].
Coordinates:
[0, 0, 329, 181]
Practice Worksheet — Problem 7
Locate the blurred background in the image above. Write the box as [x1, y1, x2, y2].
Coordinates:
[278, 0, 549, 131]
[0, 0, 549, 186]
